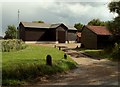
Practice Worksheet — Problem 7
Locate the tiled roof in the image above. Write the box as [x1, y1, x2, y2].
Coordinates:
[86, 26, 112, 35]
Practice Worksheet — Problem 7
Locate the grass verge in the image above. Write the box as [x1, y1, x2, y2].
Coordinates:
[2, 45, 76, 85]
[79, 49, 112, 59]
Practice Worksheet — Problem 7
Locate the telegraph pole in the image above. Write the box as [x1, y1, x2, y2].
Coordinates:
[18, 9, 20, 24]
[17, 9, 20, 39]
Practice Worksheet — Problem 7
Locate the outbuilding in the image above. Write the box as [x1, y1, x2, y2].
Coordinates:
[19, 22, 77, 43]
[81, 25, 113, 49]
[67, 25, 78, 43]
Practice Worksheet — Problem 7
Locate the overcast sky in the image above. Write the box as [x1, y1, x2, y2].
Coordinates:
[0, 0, 116, 36]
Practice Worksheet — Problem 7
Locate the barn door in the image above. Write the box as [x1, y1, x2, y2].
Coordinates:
[58, 31, 65, 43]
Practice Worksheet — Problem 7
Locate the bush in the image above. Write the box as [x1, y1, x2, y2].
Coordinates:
[111, 43, 120, 61]
[103, 44, 114, 54]
[2, 79, 24, 86]
[1, 39, 27, 52]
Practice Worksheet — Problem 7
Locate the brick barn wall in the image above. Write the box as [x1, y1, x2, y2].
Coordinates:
[81, 27, 97, 49]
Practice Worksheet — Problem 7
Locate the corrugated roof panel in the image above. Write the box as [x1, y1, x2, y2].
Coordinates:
[20, 22, 77, 31]
[50, 23, 61, 28]
[21, 22, 51, 29]
[67, 25, 77, 30]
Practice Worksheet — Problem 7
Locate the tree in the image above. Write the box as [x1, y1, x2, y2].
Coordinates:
[107, 1, 120, 43]
[74, 23, 84, 31]
[4, 25, 17, 39]
[87, 19, 106, 26]
[107, 1, 120, 60]
[32, 20, 44, 23]
[108, 1, 120, 15]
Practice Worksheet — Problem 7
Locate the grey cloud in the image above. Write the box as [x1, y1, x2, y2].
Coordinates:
[2, 1, 113, 36]
[79, 2, 107, 7]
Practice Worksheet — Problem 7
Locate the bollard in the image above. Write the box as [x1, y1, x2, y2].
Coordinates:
[76, 46, 78, 49]
[64, 54, 67, 59]
[46, 55, 52, 66]
[59, 47, 61, 50]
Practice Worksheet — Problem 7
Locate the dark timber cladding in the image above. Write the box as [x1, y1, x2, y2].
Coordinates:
[67, 25, 77, 43]
[81, 25, 112, 49]
[19, 22, 77, 43]
[56, 26, 67, 43]
[68, 30, 77, 42]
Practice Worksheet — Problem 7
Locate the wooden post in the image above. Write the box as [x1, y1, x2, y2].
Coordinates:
[64, 54, 67, 59]
[46, 55, 52, 66]
[56, 29, 58, 42]
[76, 46, 78, 49]
[59, 47, 61, 50]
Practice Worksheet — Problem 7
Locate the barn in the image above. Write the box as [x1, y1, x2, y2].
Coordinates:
[19, 22, 77, 43]
[67, 25, 78, 43]
[81, 25, 113, 49]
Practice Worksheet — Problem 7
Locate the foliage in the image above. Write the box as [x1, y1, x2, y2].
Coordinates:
[108, 1, 120, 15]
[79, 45, 120, 61]
[80, 49, 111, 59]
[111, 43, 120, 61]
[87, 19, 107, 26]
[74, 23, 84, 31]
[2, 79, 25, 86]
[2, 45, 77, 85]
[106, 1, 120, 60]
[1, 39, 27, 52]
[107, 17, 120, 43]
[107, 1, 120, 43]
[4, 25, 18, 39]
[32, 20, 44, 23]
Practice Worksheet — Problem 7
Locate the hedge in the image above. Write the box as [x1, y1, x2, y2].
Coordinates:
[1, 39, 27, 52]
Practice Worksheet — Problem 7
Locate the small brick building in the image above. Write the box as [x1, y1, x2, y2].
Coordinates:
[81, 25, 113, 49]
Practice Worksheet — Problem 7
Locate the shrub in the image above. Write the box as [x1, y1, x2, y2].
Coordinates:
[2, 79, 25, 86]
[1, 39, 27, 52]
[103, 45, 114, 54]
[111, 43, 120, 61]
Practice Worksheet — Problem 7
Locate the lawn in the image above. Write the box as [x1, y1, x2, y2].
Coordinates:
[2, 45, 76, 85]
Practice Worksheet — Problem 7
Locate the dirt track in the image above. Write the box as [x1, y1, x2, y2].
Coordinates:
[28, 44, 119, 86]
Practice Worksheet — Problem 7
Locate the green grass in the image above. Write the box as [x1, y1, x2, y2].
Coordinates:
[79, 49, 112, 59]
[2, 45, 76, 85]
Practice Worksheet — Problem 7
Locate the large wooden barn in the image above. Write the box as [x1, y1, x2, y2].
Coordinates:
[19, 22, 77, 43]
[81, 25, 113, 49]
